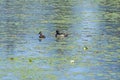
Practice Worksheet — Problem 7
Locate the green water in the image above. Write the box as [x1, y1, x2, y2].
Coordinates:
[0, 0, 120, 80]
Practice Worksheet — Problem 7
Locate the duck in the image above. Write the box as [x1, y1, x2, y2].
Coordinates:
[55, 30, 68, 38]
[39, 31, 46, 38]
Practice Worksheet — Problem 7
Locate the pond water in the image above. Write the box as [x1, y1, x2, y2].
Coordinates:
[0, 0, 120, 80]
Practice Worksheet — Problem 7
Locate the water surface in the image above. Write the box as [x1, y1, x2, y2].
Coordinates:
[0, 0, 120, 80]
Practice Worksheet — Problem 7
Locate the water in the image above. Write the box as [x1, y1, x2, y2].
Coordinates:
[0, 0, 120, 80]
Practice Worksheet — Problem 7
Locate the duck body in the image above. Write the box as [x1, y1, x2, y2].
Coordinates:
[55, 30, 68, 38]
[39, 32, 46, 38]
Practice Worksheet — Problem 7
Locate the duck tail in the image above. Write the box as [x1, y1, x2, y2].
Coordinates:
[65, 34, 69, 37]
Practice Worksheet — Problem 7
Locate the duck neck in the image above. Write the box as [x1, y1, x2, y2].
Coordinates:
[39, 32, 42, 35]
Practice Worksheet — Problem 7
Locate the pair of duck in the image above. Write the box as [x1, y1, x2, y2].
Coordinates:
[39, 30, 68, 39]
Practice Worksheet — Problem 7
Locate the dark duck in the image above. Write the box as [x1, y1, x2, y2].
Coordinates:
[39, 31, 46, 38]
[55, 30, 68, 38]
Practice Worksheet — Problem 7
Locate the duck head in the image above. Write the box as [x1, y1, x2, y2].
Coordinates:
[39, 31, 46, 38]
[39, 31, 42, 35]
[56, 30, 60, 34]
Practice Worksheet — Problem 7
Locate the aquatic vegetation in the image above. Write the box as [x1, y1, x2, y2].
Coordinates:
[70, 60, 75, 63]
[9, 57, 14, 60]
[28, 59, 32, 62]
[100, 0, 120, 8]
[83, 46, 88, 51]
